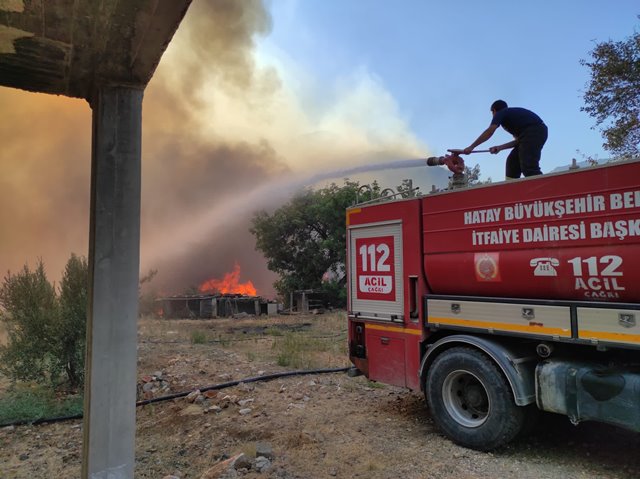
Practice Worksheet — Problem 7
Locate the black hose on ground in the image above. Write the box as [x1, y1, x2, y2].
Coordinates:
[0, 366, 351, 428]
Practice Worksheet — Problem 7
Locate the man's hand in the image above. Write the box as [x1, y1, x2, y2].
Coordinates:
[489, 146, 500, 154]
[462, 147, 474, 155]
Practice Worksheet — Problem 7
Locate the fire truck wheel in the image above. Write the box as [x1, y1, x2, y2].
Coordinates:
[425, 346, 526, 451]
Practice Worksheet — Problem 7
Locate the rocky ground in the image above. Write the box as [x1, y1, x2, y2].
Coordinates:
[2, 312, 640, 478]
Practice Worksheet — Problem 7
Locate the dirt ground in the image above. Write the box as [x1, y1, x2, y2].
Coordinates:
[2, 311, 640, 479]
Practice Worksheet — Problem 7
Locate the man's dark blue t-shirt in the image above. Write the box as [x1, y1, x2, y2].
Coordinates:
[491, 107, 543, 137]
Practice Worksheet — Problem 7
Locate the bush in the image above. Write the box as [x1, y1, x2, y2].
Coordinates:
[55, 254, 88, 389]
[0, 255, 88, 390]
[0, 260, 59, 384]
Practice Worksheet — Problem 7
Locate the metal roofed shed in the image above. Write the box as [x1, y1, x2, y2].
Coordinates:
[157, 293, 279, 319]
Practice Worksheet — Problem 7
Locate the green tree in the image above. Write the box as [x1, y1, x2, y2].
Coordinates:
[0, 255, 89, 390]
[56, 254, 88, 389]
[251, 180, 365, 304]
[581, 21, 640, 157]
[0, 260, 59, 384]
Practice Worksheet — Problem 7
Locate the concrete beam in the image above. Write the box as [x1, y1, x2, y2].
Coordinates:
[82, 86, 143, 479]
[0, 0, 192, 99]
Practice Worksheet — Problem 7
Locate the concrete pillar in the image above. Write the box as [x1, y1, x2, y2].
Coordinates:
[82, 86, 143, 479]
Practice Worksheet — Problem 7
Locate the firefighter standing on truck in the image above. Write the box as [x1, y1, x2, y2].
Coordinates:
[463, 100, 548, 179]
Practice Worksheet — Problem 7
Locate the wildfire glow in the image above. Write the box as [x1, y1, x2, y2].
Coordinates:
[199, 263, 257, 296]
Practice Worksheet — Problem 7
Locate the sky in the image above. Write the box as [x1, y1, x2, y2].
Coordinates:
[0, 1, 638, 298]
[260, 0, 639, 181]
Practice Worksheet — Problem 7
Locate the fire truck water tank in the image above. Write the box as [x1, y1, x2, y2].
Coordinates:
[422, 161, 640, 303]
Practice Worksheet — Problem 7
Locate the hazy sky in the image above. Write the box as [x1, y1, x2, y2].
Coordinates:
[0, 1, 637, 298]
[259, 0, 639, 181]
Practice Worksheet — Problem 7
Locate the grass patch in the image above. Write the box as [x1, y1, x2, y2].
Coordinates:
[366, 380, 385, 389]
[264, 326, 284, 337]
[273, 332, 335, 369]
[190, 330, 207, 344]
[0, 384, 83, 425]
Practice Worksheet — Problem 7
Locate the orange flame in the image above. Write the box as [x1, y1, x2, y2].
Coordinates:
[199, 262, 257, 296]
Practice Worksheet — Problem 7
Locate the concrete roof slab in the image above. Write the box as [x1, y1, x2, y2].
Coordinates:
[0, 0, 192, 100]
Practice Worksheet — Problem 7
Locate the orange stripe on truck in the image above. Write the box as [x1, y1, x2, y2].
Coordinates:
[429, 316, 571, 337]
[579, 330, 640, 343]
[366, 323, 422, 335]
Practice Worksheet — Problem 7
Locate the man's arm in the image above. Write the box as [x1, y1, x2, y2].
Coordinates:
[489, 139, 517, 154]
[463, 124, 498, 154]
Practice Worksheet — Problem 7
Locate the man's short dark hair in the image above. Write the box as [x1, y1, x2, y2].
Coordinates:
[491, 100, 508, 112]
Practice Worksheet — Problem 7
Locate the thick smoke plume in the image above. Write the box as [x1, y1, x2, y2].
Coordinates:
[0, 0, 438, 298]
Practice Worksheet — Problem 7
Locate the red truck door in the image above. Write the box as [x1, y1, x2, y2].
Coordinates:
[349, 222, 407, 387]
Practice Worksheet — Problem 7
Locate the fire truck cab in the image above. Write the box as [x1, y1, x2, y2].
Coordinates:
[347, 159, 640, 450]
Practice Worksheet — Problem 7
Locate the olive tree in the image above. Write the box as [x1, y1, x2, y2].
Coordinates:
[0, 255, 88, 390]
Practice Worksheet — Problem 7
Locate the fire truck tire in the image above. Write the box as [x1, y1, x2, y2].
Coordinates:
[425, 346, 526, 451]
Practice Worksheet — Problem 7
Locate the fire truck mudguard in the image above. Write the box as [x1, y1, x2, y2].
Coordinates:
[419, 334, 536, 406]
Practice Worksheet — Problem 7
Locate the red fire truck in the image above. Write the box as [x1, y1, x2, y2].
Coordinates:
[346, 158, 640, 450]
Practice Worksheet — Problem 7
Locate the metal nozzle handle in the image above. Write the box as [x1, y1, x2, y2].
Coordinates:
[447, 148, 490, 154]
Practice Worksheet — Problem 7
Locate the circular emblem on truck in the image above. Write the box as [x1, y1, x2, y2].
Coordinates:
[474, 253, 501, 282]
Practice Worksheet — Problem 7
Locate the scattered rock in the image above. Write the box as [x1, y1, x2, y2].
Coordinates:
[238, 408, 252, 416]
[143, 382, 155, 393]
[255, 442, 275, 460]
[255, 456, 271, 473]
[239, 382, 255, 392]
[186, 390, 202, 403]
[217, 395, 239, 409]
[232, 453, 253, 470]
[199, 454, 242, 479]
